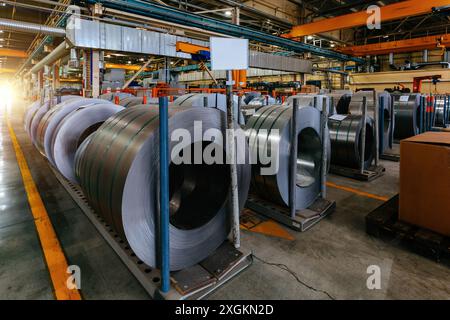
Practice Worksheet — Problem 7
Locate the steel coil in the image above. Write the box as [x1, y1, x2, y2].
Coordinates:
[173, 93, 244, 124]
[75, 105, 250, 270]
[434, 96, 449, 127]
[393, 93, 421, 140]
[327, 93, 352, 116]
[328, 115, 375, 170]
[119, 96, 145, 108]
[284, 94, 332, 115]
[51, 103, 124, 182]
[245, 104, 327, 210]
[35, 97, 110, 161]
[29, 102, 51, 145]
[24, 100, 42, 133]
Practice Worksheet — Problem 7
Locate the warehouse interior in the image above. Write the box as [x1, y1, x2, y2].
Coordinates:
[0, 0, 449, 301]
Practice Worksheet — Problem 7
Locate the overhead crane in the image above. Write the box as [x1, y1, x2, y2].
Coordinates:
[282, 0, 450, 38]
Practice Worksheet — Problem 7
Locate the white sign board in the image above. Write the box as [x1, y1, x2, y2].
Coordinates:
[399, 95, 409, 102]
[329, 114, 348, 121]
[210, 37, 249, 71]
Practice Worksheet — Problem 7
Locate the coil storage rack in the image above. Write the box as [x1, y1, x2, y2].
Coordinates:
[329, 90, 386, 181]
[244, 96, 335, 232]
[23, 95, 253, 299]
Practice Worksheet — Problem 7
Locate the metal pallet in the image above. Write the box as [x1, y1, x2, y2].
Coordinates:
[330, 164, 385, 181]
[366, 195, 450, 264]
[245, 194, 335, 232]
[51, 167, 252, 300]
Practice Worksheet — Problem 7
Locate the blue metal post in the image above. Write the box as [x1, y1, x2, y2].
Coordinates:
[379, 96, 385, 155]
[159, 96, 170, 293]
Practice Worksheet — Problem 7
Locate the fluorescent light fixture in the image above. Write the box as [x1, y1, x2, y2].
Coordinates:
[224, 10, 232, 17]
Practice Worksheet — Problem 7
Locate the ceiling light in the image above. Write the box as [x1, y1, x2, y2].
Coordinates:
[0, 31, 3, 34]
[307, 35, 314, 40]
[127, 60, 132, 64]
[139, 58, 145, 62]
[224, 10, 232, 17]
[383, 35, 389, 39]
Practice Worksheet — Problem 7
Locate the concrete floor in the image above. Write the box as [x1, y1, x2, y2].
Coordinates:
[0, 104, 449, 300]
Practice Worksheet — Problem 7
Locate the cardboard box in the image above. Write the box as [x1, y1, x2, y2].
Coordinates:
[399, 132, 450, 236]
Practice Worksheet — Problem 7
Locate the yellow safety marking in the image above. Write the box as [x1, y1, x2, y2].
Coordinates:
[240, 209, 295, 241]
[326, 182, 389, 202]
[6, 117, 82, 300]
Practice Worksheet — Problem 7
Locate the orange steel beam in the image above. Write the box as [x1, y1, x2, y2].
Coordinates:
[283, 0, 450, 38]
[338, 34, 450, 56]
[0, 48, 28, 58]
[105, 63, 151, 71]
[176, 41, 210, 54]
[0, 68, 16, 73]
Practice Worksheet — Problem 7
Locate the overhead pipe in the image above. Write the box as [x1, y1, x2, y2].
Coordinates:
[28, 41, 70, 75]
[0, 18, 66, 37]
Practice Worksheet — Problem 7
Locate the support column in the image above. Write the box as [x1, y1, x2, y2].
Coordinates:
[340, 62, 346, 89]
[82, 49, 101, 98]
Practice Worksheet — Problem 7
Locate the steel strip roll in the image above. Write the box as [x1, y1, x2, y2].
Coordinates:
[328, 115, 375, 170]
[434, 97, 448, 127]
[327, 93, 352, 116]
[284, 94, 332, 115]
[119, 96, 144, 108]
[99, 92, 134, 102]
[393, 93, 421, 140]
[75, 105, 250, 270]
[29, 101, 51, 145]
[35, 97, 111, 162]
[51, 103, 125, 182]
[24, 100, 42, 133]
[173, 93, 245, 124]
[245, 104, 327, 210]
[378, 91, 394, 151]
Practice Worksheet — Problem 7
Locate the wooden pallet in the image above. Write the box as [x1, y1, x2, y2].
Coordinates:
[366, 195, 450, 264]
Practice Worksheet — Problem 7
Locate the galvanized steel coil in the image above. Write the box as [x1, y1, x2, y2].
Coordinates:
[393, 93, 421, 140]
[328, 93, 352, 116]
[51, 103, 124, 182]
[245, 104, 327, 210]
[35, 97, 110, 161]
[328, 115, 376, 170]
[75, 105, 251, 270]
[173, 93, 245, 124]
[434, 96, 449, 127]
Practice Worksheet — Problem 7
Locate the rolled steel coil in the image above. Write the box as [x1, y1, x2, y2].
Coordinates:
[245, 104, 328, 210]
[284, 94, 333, 115]
[24, 100, 42, 133]
[75, 105, 251, 270]
[98, 92, 134, 102]
[347, 91, 377, 116]
[51, 103, 124, 183]
[328, 115, 375, 170]
[327, 93, 352, 116]
[434, 96, 449, 127]
[119, 96, 145, 108]
[393, 93, 421, 140]
[344, 91, 394, 153]
[29, 101, 51, 145]
[173, 93, 244, 124]
[35, 98, 110, 161]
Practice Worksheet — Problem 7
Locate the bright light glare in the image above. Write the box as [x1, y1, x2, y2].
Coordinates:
[0, 83, 14, 115]
[224, 10, 232, 17]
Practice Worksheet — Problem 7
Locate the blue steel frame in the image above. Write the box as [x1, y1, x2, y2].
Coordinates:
[158, 96, 170, 293]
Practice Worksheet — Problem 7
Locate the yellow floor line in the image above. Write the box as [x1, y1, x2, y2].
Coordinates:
[326, 182, 389, 202]
[6, 116, 81, 300]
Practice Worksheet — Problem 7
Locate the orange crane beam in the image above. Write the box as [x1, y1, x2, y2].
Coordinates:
[0, 48, 28, 58]
[338, 34, 450, 56]
[283, 0, 450, 38]
[105, 63, 151, 71]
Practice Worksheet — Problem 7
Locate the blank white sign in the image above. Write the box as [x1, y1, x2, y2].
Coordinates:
[210, 37, 249, 71]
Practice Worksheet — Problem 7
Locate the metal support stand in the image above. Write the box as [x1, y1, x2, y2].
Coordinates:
[289, 98, 298, 219]
[360, 97, 367, 175]
[158, 96, 170, 293]
[226, 70, 240, 249]
[330, 94, 385, 181]
[380, 95, 400, 162]
[246, 96, 335, 231]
